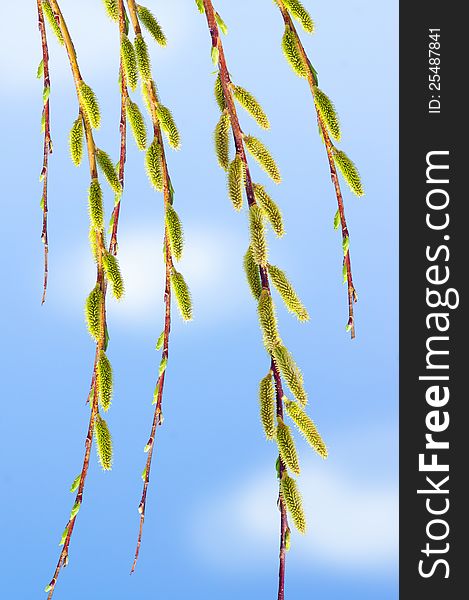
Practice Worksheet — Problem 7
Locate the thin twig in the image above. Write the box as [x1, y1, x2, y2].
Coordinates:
[125, 0, 175, 573]
[37, 1, 52, 304]
[45, 1, 111, 596]
[276, 1, 357, 338]
[201, 3, 291, 598]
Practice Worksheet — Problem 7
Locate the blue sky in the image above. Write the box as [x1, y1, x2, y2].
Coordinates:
[0, 1, 398, 598]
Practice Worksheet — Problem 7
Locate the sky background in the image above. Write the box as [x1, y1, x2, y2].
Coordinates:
[0, 1, 398, 598]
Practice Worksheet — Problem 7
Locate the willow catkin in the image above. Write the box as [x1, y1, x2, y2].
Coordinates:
[282, 26, 307, 78]
[103, 252, 124, 299]
[214, 74, 226, 111]
[97, 350, 113, 412]
[96, 149, 122, 195]
[145, 137, 164, 191]
[281, 474, 306, 533]
[156, 104, 180, 150]
[171, 270, 193, 321]
[78, 81, 101, 129]
[267, 264, 309, 321]
[94, 414, 113, 471]
[252, 184, 284, 237]
[232, 86, 270, 130]
[42, 1, 64, 45]
[165, 204, 184, 261]
[258, 289, 281, 352]
[276, 420, 301, 474]
[333, 149, 364, 197]
[137, 4, 167, 46]
[102, 0, 118, 20]
[244, 136, 281, 184]
[314, 87, 341, 142]
[135, 34, 152, 82]
[69, 117, 84, 166]
[243, 246, 262, 300]
[283, 0, 315, 33]
[126, 98, 147, 150]
[214, 111, 231, 170]
[121, 34, 138, 91]
[249, 205, 268, 266]
[228, 155, 245, 211]
[272, 345, 307, 406]
[259, 372, 276, 440]
[285, 400, 328, 458]
[88, 179, 104, 231]
[85, 285, 103, 340]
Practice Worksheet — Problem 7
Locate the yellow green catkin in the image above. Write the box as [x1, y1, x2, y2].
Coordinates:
[282, 0, 315, 33]
[249, 205, 268, 266]
[228, 155, 245, 211]
[232, 86, 270, 130]
[78, 81, 101, 129]
[259, 372, 276, 439]
[145, 137, 163, 191]
[314, 87, 341, 141]
[281, 474, 306, 533]
[243, 246, 262, 300]
[97, 350, 113, 411]
[258, 289, 281, 352]
[214, 111, 231, 170]
[252, 184, 284, 237]
[282, 26, 307, 78]
[214, 74, 226, 111]
[156, 104, 180, 150]
[126, 98, 147, 150]
[88, 179, 104, 231]
[135, 34, 152, 81]
[171, 270, 193, 321]
[137, 4, 167, 46]
[273, 345, 307, 406]
[333, 149, 364, 197]
[244, 136, 281, 183]
[121, 34, 138, 91]
[42, 1, 64, 45]
[165, 204, 184, 261]
[267, 264, 309, 321]
[103, 252, 124, 299]
[102, 0, 118, 20]
[276, 420, 300, 474]
[285, 400, 328, 458]
[85, 285, 103, 340]
[69, 117, 84, 166]
[96, 149, 122, 195]
[94, 413, 113, 471]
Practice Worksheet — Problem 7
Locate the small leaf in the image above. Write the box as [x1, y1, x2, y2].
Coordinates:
[70, 474, 81, 493]
[333, 209, 341, 230]
[342, 235, 350, 256]
[215, 12, 228, 35]
[155, 330, 165, 350]
[59, 526, 68, 546]
[37, 59, 44, 79]
[70, 501, 80, 519]
[211, 45, 219, 65]
[159, 356, 168, 377]
[43, 86, 50, 105]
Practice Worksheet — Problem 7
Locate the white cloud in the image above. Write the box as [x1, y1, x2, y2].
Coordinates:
[52, 224, 246, 326]
[192, 456, 397, 572]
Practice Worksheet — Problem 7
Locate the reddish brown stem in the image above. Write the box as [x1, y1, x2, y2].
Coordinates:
[276, 2, 357, 338]
[201, 3, 291, 597]
[37, 1, 52, 304]
[125, 0, 176, 572]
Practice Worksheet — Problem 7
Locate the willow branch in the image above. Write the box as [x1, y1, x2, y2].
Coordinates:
[45, 1, 109, 596]
[37, 1, 52, 304]
[201, 3, 290, 598]
[125, 0, 175, 573]
[276, 1, 357, 338]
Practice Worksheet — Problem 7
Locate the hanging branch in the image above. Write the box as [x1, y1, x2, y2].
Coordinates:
[198, 2, 328, 599]
[116, 0, 192, 573]
[274, 0, 364, 338]
[43, 0, 125, 595]
[36, 0, 53, 304]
